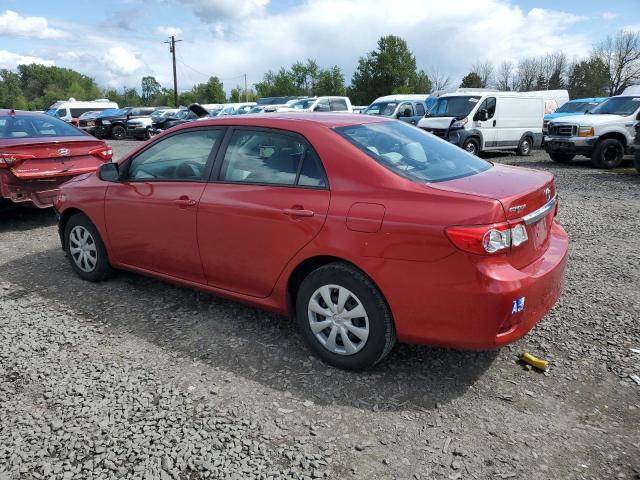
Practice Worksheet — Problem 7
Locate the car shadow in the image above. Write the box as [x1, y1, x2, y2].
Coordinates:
[0, 204, 57, 233]
[0, 247, 498, 412]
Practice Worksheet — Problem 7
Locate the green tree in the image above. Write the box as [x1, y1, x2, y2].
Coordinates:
[567, 56, 609, 98]
[314, 66, 346, 96]
[255, 67, 299, 97]
[0, 70, 28, 109]
[459, 71, 483, 88]
[141, 76, 161, 104]
[349, 35, 420, 105]
[192, 76, 226, 103]
[178, 91, 196, 106]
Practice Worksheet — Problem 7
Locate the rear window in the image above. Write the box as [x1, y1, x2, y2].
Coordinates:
[334, 121, 491, 183]
[0, 115, 85, 139]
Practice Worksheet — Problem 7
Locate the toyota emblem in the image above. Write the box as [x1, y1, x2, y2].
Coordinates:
[57, 148, 70, 156]
[544, 187, 551, 202]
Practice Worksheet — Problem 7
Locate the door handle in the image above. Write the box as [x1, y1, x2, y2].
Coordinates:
[283, 208, 314, 217]
[174, 198, 196, 207]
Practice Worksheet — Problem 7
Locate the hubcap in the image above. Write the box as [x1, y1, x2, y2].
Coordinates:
[603, 145, 621, 165]
[465, 142, 476, 153]
[522, 141, 530, 153]
[307, 285, 369, 356]
[69, 226, 97, 273]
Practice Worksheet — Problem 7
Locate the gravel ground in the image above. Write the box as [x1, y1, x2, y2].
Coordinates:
[0, 141, 639, 480]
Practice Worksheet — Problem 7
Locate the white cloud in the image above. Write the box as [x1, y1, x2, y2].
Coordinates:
[101, 47, 143, 75]
[156, 25, 183, 37]
[602, 12, 619, 21]
[0, 50, 54, 69]
[178, 0, 269, 21]
[0, 10, 68, 39]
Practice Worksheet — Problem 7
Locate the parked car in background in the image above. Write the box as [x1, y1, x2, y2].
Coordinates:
[46, 99, 119, 125]
[363, 94, 428, 125]
[93, 107, 158, 140]
[0, 109, 112, 208]
[263, 98, 310, 113]
[256, 96, 305, 106]
[277, 96, 353, 113]
[78, 109, 119, 135]
[55, 113, 567, 370]
[148, 108, 200, 136]
[127, 109, 179, 140]
[215, 103, 257, 116]
[545, 95, 640, 168]
[543, 97, 607, 135]
[418, 91, 544, 156]
[351, 106, 368, 113]
[526, 90, 570, 114]
[632, 121, 640, 173]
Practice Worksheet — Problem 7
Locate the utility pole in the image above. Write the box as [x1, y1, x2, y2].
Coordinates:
[244, 73, 248, 102]
[164, 35, 182, 108]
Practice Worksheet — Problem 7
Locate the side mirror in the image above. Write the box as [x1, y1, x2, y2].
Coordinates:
[98, 162, 119, 182]
[477, 110, 489, 122]
[402, 108, 412, 117]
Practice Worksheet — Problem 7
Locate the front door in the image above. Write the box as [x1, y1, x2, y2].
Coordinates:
[197, 128, 330, 298]
[473, 97, 497, 148]
[105, 128, 223, 283]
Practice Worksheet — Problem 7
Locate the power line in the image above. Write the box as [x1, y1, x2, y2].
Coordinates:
[163, 35, 182, 108]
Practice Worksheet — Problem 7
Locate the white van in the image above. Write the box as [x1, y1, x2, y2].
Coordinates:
[418, 91, 544, 155]
[363, 94, 428, 124]
[525, 90, 569, 114]
[45, 98, 119, 123]
[276, 96, 353, 113]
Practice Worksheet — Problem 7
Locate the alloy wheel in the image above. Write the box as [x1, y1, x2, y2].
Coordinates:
[307, 284, 370, 356]
[69, 225, 98, 273]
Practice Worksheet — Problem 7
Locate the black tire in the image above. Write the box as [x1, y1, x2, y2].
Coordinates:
[591, 138, 624, 169]
[64, 213, 113, 282]
[143, 128, 151, 140]
[549, 153, 574, 163]
[516, 136, 533, 156]
[295, 262, 395, 370]
[110, 125, 127, 140]
[462, 138, 479, 155]
[634, 151, 640, 174]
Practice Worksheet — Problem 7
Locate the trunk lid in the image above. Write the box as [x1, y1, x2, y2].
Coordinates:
[3, 137, 108, 180]
[432, 164, 556, 268]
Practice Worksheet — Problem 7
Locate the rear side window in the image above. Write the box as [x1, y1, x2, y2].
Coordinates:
[0, 115, 84, 139]
[330, 99, 348, 111]
[334, 121, 491, 183]
[220, 129, 326, 187]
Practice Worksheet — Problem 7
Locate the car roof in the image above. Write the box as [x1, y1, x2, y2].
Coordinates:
[0, 109, 50, 118]
[186, 113, 389, 129]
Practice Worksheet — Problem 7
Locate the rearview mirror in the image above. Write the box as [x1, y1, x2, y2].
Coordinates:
[98, 162, 119, 182]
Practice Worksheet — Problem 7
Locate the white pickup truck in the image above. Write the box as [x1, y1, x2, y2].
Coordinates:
[545, 94, 640, 168]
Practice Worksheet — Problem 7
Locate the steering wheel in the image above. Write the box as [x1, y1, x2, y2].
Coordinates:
[176, 160, 203, 178]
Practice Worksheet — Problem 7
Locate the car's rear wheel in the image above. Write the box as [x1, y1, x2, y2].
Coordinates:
[549, 153, 574, 163]
[516, 136, 532, 156]
[295, 262, 395, 370]
[462, 138, 479, 155]
[634, 151, 640, 174]
[110, 125, 127, 140]
[64, 214, 113, 282]
[591, 138, 624, 169]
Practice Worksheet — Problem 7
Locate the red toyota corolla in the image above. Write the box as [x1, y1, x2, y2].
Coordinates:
[0, 110, 112, 207]
[55, 114, 568, 370]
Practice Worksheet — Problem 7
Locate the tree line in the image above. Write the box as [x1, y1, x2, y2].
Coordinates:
[1, 29, 639, 110]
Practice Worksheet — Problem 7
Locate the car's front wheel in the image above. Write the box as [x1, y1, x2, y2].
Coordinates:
[110, 125, 127, 140]
[591, 138, 624, 169]
[516, 136, 533, 156]
[462, 138, 479, 155]
[295, 262, 395, 370]
[64, 214, 113, 282]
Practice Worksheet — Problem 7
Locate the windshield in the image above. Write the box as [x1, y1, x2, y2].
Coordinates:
[364, 102, 398, 116]
[334, 121, 491, 183]
[290, 99, 315, 110]
[168, 110, 190, 120]
[0, 114, 85, 139]
[589, 97, 640, 116]
[426, 96, 481, 118]
[556, 102, 600, 113]
[248, 106, 263, 113]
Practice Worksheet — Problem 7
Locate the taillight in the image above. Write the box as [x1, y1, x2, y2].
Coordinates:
[0, 153, 35, 168]
[89, 145, 113, 161]
[446, 221, 529, 255]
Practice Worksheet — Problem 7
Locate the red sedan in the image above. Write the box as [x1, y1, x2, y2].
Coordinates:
[0, 110, 112, 208]
[55, 114, 568, 370]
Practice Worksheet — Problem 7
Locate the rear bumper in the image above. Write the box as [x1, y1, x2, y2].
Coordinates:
[127, 126, 148, 138]
[372, 221, 568, 349]
[545, 136, 597, 156]
[0, 170, 68, 208]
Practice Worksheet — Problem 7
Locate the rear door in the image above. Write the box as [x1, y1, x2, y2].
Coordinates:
[105, 128, 223, 283]
[197, 127, 330, 297]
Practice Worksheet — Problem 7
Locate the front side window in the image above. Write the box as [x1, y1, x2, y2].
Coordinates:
[128, 129, 221, 181]
[474, 97, 496, 120]
[398, 102, 414, 117]
[220, 129, 325, 187]
[0, 115, 84, 139]
[364, 102, 397, 116]
[315, 99, 330, 112]
[334, 121, 491, 183]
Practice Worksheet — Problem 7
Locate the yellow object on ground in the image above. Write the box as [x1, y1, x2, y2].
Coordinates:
[520, 352, 549, 371]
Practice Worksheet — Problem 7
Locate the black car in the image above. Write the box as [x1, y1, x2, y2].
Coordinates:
[148, 108, 199, 137]
[93, 107, 158, 140]
[634, 122, 640, 174]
